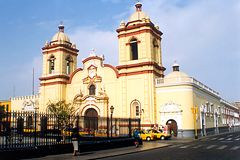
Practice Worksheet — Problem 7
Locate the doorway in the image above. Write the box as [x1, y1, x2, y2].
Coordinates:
[166, 119, 178, 137]
[84, 108, 98, 132]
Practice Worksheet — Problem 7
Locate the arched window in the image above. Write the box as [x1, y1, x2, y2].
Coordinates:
[89, 84, 96, 95]
[66, 56, 73, 74]
[48, 55, 55, 74]
[153, 39, 158, 60]
[136, 105, 140, 116]
[130, 38, 138, 60]
[130, 100, 141, 118]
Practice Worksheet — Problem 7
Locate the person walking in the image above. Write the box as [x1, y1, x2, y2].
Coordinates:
[133, 128, 141, 147]
[71, 126, 80, 156]
[171, 129, 174, 136]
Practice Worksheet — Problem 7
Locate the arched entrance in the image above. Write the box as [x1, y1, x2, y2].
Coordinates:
[84, 108, 98, 132]
[166, 119, 178, 137]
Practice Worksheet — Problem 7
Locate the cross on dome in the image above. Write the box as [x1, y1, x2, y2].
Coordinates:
[135, 1, 142, 11]
[128, 1, 148, 22]
[89, 48, 96, 57]
[58, 21, 64, 32]
[172, 61, 180, 72]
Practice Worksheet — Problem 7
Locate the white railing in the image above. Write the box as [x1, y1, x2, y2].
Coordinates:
[155, 77, 219, 97]
[11, 94, 40, 101]
[220, 99, 238, 110]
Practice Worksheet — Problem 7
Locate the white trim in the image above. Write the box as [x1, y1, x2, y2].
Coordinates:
[156, 88, 192, 93]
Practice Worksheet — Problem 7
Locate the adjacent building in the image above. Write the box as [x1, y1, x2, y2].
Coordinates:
[0, 100, 11, 132]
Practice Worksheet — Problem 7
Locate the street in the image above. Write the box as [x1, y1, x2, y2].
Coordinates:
[100, 132, 240, 160]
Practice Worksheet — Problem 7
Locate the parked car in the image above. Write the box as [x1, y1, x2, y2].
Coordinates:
[139, 130, 157, 141]
[147, 129, 171, 140]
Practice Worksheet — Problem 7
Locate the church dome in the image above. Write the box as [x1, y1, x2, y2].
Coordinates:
[165, 70, 189, 79]
[129, 11, 148, 22]
[129, 2, 149, 22]
[51, 24, 71, 43]
[164, 63, 190, 83]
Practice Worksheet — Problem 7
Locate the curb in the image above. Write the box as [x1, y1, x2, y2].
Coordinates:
[87, 144, 171, 160]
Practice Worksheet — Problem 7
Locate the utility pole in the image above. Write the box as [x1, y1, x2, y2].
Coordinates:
[13, 85, 15, 97]
[32, 68, 35, 95]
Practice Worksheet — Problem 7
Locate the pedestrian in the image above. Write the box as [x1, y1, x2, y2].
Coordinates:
[133, 128, 141, 147]
[171, 129, 174, 136]
[71, 125, 80, 156]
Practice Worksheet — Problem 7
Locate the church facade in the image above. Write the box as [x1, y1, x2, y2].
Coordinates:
[11, 3, 239, 138]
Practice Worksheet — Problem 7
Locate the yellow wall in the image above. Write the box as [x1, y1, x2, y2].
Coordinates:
[11, 95, 39, 111]
[156, 85, 194, 130]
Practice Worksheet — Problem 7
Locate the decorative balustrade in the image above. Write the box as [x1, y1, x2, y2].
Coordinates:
[155, 77, 219, 97]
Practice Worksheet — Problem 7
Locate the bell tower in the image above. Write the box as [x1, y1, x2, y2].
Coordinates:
[39, 24, 79, 108]
[41, 24, 78, 77]
[116, 2, 165, 77]
[116, 2, 165, 128]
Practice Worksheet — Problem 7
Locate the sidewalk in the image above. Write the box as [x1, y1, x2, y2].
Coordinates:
[28, 142, 170, 160]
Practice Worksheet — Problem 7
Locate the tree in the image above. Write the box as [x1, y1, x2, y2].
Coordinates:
[47, 100, 77, 140]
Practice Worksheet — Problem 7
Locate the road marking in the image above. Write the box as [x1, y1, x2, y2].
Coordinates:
[220, 141, 233, 143]
[180, 145, 191, 149]
[235, 138, 240, 141]
[211, 137, 217, 140]
[218, 138, 225, 140]
[192, 145, 202, 149]
[217, 145, 228, 150]
[206, 145, 216, 149]
[226, 138, 232, 140]
[169, 144, 181, 148]
[230, 146, 240, 150]
[227, 134, 233, 137]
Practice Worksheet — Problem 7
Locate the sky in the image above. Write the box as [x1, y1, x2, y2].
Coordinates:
[0, 0, 239, 102]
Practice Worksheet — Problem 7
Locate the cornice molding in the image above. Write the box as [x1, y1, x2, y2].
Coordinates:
[40, 81, 67, 86]
[116, 61, 165, 71]
[39, 74, 70, 81]
[82, 56, 103, 64]
[116, 22, 162, 36]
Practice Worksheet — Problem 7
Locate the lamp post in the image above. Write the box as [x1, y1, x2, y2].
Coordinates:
[140, 109, 144, 130]
[191, 106, 198, 139]
[110, 105, 114, 138]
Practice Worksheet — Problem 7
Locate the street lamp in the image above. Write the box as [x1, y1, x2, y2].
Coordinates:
[140, 109, 144, 129]
[110, 105, 114, 138]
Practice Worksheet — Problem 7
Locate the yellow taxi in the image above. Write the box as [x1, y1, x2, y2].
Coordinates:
[139, 130, 157, 141]
[63, 129, 88, 136]
[147, 129, 171, 140]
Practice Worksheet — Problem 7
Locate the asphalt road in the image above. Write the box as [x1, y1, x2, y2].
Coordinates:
[99, 131, 240, 160]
